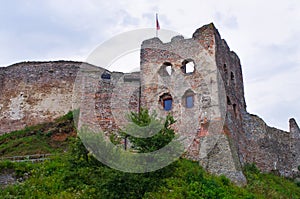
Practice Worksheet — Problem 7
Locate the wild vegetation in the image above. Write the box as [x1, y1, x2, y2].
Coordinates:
[0, 111, 299, 198]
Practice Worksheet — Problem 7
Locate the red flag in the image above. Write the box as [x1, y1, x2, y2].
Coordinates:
[156, 13, 160, 30]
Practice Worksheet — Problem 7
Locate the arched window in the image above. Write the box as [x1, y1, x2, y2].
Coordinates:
[159, 62, 173, 77]
[159, 93, 173, 111]
[182, 90, 195, 108]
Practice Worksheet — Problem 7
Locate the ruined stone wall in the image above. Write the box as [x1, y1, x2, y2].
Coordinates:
[0, 23, 299, 184]
[71, 63, 140, 138]
[95, 71, 140, 134]
[242, 114, 300, 177]
[0, 61, 81, 134]
[214, 26, 249, 169]
[140, 31, 218, 157]
[140, 24, 246, 184]
[214, 24, 299, 178]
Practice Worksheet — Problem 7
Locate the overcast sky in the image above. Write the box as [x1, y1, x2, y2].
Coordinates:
[0, 0, 299, 130]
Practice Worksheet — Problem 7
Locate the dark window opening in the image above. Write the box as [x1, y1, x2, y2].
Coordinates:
[223, 64, 228, 81]
[101, 71, 111, 80]
[233, 104, 237, 118]
[227, 96, 231, 105]
[230, 72, 236, 87]
[160, 93, 173, 111]
[181, 59, 195, 74]
[230, 72, 235, 81]
[159, 62, 173, 76]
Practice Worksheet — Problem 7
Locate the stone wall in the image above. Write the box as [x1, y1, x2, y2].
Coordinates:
[0, 61, 81, 134]
[242, 114, 300, 177]
[0, 23, 299, 184]
[140, 23, 246, 184]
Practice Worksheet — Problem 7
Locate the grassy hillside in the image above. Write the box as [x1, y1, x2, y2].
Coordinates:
[0, 112, 75, 157]
[0, 112, 299, 198]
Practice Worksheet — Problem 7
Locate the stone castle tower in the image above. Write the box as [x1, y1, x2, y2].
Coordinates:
[139, 23, 247, 183]
[0, 23, 299, 184]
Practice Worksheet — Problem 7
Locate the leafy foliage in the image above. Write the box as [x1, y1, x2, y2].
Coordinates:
[0, 111, 300, 198]
[124, 108, 176, 153]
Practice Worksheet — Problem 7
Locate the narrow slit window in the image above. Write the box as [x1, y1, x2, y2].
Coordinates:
[223, 64, 228, 82]
[233, 104, 237, 118]
[230, 72, 235, 81]
[227, 96, 231, 105]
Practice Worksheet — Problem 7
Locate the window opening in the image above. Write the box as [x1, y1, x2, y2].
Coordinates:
[159, 62, 173, 77]
[183, 90, 195, 108]
[186, 95, 194, 108]
[181, 59, 195, 74]
[227, 96, 231, 105]
[101, 71, 111, 80]
[224, 64, 228, 81]
[159, 93, 173, 111]
[233, 104, 237, 118]
[230, 72, 235, 81]
[164, 99, 172, 111]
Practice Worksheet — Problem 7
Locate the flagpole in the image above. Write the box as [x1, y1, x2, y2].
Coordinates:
[156, 13, 160, 38]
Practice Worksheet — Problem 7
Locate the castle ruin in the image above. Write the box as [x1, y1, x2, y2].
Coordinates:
[0, 23, 299, 184]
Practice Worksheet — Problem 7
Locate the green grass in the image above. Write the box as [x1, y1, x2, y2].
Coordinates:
[0, 111, 299, 198]
[0, 111, 75, 157]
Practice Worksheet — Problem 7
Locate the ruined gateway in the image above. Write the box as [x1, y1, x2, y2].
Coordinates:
[0, 23, 299, 184]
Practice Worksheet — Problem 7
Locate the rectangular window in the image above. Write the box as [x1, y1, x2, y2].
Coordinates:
[163, 99, 172, 111]
[186, 96, 194, 108]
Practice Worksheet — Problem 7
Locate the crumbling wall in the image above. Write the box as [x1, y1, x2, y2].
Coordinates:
[0, 23, 299, 184]
[0, 61, 81, 134]
[140, 24, 246, 184]
[242, 114, 300, 177]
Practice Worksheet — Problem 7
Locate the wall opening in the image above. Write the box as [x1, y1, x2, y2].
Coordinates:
[230, 72, 235, 81]
[159, 62, 173, 77]
[227, 96, 231, 105]
[101, 70, 111, 80]
[183, 89, 195, 108]
[223, 64, 228, 82]
[230, 72, 235, 87]
[233, 104, 237, 118]
[181, 59, 195, 74]
[159, 93, 173, 111]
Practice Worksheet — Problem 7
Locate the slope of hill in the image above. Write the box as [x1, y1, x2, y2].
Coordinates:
[0, 112, 299, 198]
